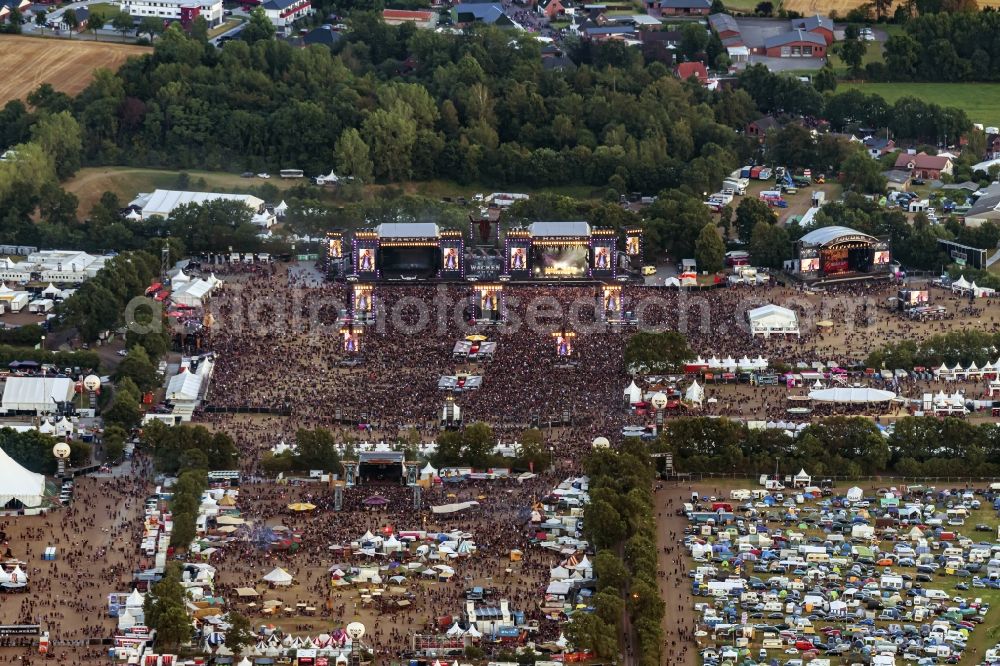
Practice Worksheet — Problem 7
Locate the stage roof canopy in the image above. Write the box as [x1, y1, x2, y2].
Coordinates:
[375, 222, 439, 238]
[529, 221, 591, 237]
[798, 225, 878, 247]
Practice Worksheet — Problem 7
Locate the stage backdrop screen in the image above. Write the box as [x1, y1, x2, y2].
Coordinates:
[532, 244, 588, 278]
[380, 247, 437, 272]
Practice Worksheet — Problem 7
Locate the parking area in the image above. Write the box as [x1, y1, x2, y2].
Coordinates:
[674, 478, 1000, 665]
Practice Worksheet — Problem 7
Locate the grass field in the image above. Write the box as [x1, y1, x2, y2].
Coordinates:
[62, 167, 605, 214]
[840, 82, 1000, 123]
[0, 35, 147, 106]
[208, 18, 242, 38]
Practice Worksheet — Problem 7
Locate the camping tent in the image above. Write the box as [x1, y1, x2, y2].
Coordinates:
[846, 486, 863, 502]
[624, 381, 642, 405]
[262, 567, 293, 586]
[0, 446, 46, 508]
[1, 376, 74, 414]
[747, 304, 799, 337]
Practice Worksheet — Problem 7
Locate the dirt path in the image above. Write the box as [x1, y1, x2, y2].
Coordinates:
[655, 482, 700, 666]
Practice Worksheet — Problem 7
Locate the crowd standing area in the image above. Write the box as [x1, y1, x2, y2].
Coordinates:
[204, 267, 1000, 447]
[0, 460, 154, 664]
[8, 263, 1000, 664]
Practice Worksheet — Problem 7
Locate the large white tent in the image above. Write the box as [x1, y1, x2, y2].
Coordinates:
[1, 377, 74, 414]
[808, 387, 896, 403]
[166, 372, 202, 402]
[0, 446, 46, 507]
[747, 304, 799, 337]
[262, 567, 293, 586]
[172, 278, 215, 308]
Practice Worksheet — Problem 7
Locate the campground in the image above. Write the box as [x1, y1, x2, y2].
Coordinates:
[660, 477, 1000, 666]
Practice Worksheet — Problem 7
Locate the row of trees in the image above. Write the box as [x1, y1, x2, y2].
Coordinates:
[569, 441, 663, 666]
[884, 11, 1000, 82]
[259, 427, 343, 474]
[433, 422, 552, 471]
[141, 421, 238, 474]
[168, 468, 208, 548]
[740, 66, 971, 145]
[0, 428, 90, 474]
[658, 415, 1000, 478]
[866, 329, 1000, 370]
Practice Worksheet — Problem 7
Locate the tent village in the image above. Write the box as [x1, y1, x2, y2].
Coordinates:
[678, 476, 1000, 666]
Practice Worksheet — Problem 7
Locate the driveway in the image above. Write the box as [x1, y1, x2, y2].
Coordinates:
[748, 54, 825, 72]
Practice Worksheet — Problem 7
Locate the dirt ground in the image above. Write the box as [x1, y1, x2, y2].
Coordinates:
[0, 461, 152, 664]
[0, 36, 148, 106]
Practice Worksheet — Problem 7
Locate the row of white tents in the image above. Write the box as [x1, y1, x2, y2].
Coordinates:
[950, 275, 996, 298]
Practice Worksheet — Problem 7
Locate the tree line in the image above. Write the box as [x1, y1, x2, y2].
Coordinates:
[883, 11, 1000, 82]
[568, 441, 663, 666]
[657, 415, 1000, 478]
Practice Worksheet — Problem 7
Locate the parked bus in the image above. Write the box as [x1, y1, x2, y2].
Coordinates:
[279, 169, 304, 179]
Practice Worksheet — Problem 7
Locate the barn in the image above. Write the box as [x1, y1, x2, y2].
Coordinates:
[763, 29, 826, 58]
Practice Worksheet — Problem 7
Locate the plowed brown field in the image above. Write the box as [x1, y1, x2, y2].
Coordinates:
[0, 35, 147, 106]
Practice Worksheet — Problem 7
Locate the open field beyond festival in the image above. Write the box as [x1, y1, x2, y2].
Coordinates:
[0, 36, 148, 106]
[840, 82, 1000, 123]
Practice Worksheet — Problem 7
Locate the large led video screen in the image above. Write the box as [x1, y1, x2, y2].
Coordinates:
[531, 244, 588, 278]
[380, 247, 437, 273]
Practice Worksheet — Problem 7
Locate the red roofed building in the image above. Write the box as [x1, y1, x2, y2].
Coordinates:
[382, 8, 436, 25]
[676, 62, 708, 84]
[893, 152, 954, 180]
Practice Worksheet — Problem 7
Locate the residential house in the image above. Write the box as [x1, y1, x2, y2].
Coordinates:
[882, 170, 912, 192]
[262, 0, 311, 30]
[301, 24, 343, 47]
[0, 0, 32, 22]
[985, 133, 1000, 160]
[789, 14, 833, 45]
[120, 0, 222, 26]
[646, 0, 710, 16]
[453, 2, 520, 27]
[59, 6, 89, 31]
[537, 0, 566, 19]
[676, 61, 709, 84]
[862, 136, 895, 159]
[763, 29, 826, 57]
[381, 8, 436, 26]
[893, 152, 953, 180]
[639, 29, 680, 63]
[708, 12, 739, 40]
[747, 115, 782, 140]
[541, 44, 577, 70]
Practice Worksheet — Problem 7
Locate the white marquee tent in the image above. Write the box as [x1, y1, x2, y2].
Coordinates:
[747, 304, 799, 337]
[624, 381, 642, 405]
[685, 380, 704, 406]
[1, 376, 74, 414]
[808, 387, 896, 403]
[262, 567, 293, 586]
[166, 372, 202, 402]
[0, 445, 46, 508]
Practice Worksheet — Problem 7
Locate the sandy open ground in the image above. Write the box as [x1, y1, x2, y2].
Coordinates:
[0, 36, 148, 106]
